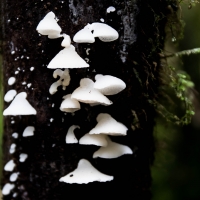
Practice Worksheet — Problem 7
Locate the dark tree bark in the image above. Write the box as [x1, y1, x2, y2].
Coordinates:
[1, 0, 173, 199]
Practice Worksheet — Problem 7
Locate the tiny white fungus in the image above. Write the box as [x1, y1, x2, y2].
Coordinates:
[22, 81, 26, 85]
[10, 172, 19, 182]
[4, 90, 17, 102]
[61, 34, 71, 48]
[4, 160, 16, 171]
[100, 18, 104, 22]
[22, 126, 35, 137]
[30, 67, 34, 71]
[12, 132, 18, 139]
[2, 183, 15, 195]
[50, 118, 54, 122]
[9, 143, 17, 154]
[8, 77, 16, 85]
[107, 6, 116, 13]
[59, 159, 113, 184]
[66, 125, 79, 144]
[27, 83, 32, 88]
[19, 153, 28, 162]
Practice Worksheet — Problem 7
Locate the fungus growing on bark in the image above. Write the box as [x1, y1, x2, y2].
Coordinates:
[19, 153, 28, 162]
[9, 143, 16, 154]
[2, 183, 15, 196]
[60, 94, 80, 113]
[89, 113, 128, 136]
[10, 172, 19, 182]
[94, 74, 126, 95]
[59, 159, 113, 184]
[65, 125, 79, 144]
[47, 45, 89, 69]
[61, 34, 71, 48]
[4, 90, 17, 102]
[4, 160, 16, 172]
[22, 126, 35, 137]
[36, 11, 62, 39]
[79, 133, 108, 146]
[3, 92, 37, 116]
[71, 78, 112, 106]
[93, 136, 133, 159]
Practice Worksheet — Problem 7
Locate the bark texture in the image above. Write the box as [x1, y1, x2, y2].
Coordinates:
[1, 0, 172, 199]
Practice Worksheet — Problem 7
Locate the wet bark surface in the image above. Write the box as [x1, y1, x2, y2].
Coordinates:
[1, 0, 170, 199]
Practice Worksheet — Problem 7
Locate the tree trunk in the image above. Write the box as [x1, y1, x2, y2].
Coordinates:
[1, 0, 172, 199]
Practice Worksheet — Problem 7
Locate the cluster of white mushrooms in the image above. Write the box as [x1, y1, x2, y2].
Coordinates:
[37, 11, 133, 184]
[2, 9, 133, 194]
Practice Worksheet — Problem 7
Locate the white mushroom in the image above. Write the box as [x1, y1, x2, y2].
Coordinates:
[10, 172, 19, 182]
[91, 22, 119, 42]
[3, 92, 37, 116]
[36, 11, 62, 39]
[47, 45, 89, 69]
[19, 153, 28, 162]
[93, 136, 133, 159]
[71, 78, 112, 106]
[73, 24, 95, 43]
[4, 160, 16, 172]
[4, 90, 17, 102]
[9, 143, 16, 154]
[59, 159, 113, 184]
[2, 183, 15, 195]
[22, 126, 35, 137]
[61, 34, 71, 48]
[79, 133, 108, 146]
[94, 74, 126, 95]
[60, 94, 80, 113]
[66, 125, 79, 144]
[89, 113, 128, 136]
[107, 6, 116, 13]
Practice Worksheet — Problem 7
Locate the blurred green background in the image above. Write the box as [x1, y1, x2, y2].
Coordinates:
[152, 2, 200, 200]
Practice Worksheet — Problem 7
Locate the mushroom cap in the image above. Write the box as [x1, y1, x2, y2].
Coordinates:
[22, 126, 35, 137]
[59, 159, 113, 184]
[4, 160, 16, 171]
[89, 113, 128, 136]
[91, 22, 119, 42]
[36, 11, 62, 38]
[4, 90, 17, 102]
[2, 183, 15, 195]
[94, 74, 126, 95]
[79, 133, 108, 146]
[66, 125, 79, 144]
[73, 25, 95, 43]
[71, 78, 112, 105]
[3, 92, 37, 115]
[60, 94, 81, 113]
[93, 136, 133, 159]
[47, 45, 89, 69]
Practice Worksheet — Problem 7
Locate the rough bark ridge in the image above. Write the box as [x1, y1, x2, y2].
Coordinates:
[1, 0, 171, 199]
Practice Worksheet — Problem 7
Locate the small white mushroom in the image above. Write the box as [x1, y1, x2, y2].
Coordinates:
[9, 143, 16, 154]
[22, 126, 35, 137]
[4, 160, 16, 171]
[107, 6, 116, 13]
[91, 22, 119, 42]
[10, 172, 19, 182]
[66, 125, 79, 144]
[61, 34, 71, 48]
[19, 153, 28, 162]
[12, 132, 18, 139]
[36, 11, 62, 39]
[59, 159, 113, 184]
[93, 136, 133, 159]
[73, 24, 95, 43]
[8, 77, 16, 85]
[71, 78, 112, 106]
[2, 183, 15, 195]
[89, 113, 128, 136]
[94, 74, 126, 95]
[4, 90, 17, 102]
[79, 133, 108, 146]
[47, 45, 89, 69]
[3, 92, 37, 115]
[60, 94, 80, 113]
